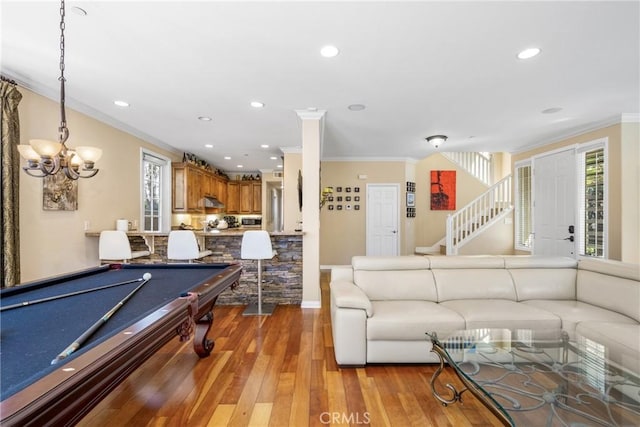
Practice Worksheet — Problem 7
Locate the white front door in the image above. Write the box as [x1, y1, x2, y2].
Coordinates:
[366, 184, 399, 256]
[533, 149, 576, 257]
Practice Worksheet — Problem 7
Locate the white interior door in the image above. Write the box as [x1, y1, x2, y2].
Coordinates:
[366, 184, 399, 256]
[533, 149, 576, 257]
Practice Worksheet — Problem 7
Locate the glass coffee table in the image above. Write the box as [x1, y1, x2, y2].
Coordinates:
[427, 329, 640, 426]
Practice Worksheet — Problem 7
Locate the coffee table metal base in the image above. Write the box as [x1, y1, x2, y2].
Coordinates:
[428, 332, 513, 427]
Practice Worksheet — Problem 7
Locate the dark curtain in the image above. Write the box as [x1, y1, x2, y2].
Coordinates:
[1, 79, 23, 287]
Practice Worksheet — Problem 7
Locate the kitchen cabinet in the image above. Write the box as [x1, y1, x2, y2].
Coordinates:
[226, 181, 261, 214]
[252, 182, 262, 213]
[172, 163, 203, 213]
[226, 182, 240, 213]
[172, 163, 228, 214]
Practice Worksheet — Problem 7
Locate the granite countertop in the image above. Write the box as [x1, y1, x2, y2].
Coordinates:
[85, 229, 303, 237]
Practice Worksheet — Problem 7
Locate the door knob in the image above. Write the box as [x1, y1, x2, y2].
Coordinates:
[564, 236, 574, 242]
[391, 230, 397, 234]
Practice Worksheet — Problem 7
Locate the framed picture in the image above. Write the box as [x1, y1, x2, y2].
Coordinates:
[336, 187, 342, 192]
[354, 196, 360, 202]
[337, 205, 343, 210]
[345, 196, 351, 202]
[337, 196, 343, 202]
[354, 205, 360, 210]
[346, 187, 351, 192]
[43, 174, 78, 211]
[354, 187, 360, 192]
[328, 205, 334, 210]
[430, 170, 456, 210]
[406, 193, 415, 207]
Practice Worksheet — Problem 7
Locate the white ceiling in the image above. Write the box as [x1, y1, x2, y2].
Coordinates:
[2, 1, 639, 173]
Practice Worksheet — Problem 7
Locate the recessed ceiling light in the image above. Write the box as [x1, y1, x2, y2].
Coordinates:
[320, 45, 339, 58]
[348, 104, 366, 111]
[224, 156, 231, 160]
[250, 101, 265, 108]
[270, 156, 277, 160]
[261, 144, 269, 148]
[198, 116, 212, 121]
[517, 47, 541, 60]
[113, 100, 129, 107]
[542, 107, 563, 114]
[237, 164, 243, 168]
[277, 164, 283, 168]
[205, 144, 213, 148]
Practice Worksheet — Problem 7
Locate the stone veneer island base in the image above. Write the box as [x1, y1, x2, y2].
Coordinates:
[95, 231, 303, 306]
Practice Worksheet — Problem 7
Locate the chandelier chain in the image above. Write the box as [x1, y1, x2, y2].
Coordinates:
[58, 0, 68, 144]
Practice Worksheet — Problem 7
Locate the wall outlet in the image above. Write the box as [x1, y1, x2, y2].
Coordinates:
[83, 220, 91, 231]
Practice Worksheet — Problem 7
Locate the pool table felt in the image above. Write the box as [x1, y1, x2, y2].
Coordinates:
[0, 264, 231, 400]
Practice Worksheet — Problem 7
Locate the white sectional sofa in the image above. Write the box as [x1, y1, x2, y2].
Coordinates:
[329, 255, 640, 371]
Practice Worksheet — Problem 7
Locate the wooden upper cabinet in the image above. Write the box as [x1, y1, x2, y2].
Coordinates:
[227, 180, 261, 214]
[239, 182, 252, 213]
[172, 163, 228, 213]
[172, 163, 203, 213]
[226, 181, 240, 213]
[252, 182, 262, 213]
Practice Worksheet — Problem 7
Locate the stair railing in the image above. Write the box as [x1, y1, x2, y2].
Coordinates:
[442, 152, 493, 186]
[446, 175, 512, 255]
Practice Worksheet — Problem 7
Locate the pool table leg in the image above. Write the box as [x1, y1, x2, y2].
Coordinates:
[194, 310, 215, 357]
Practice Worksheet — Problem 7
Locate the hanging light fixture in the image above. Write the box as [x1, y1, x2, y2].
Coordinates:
[17, 0, 102, 179]
[426, 135, 448, 149]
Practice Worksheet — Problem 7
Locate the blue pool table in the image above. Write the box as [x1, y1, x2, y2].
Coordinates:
[0, 262, 241, 426]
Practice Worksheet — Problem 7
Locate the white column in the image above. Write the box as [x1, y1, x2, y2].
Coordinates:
[296, 110, 326, 308]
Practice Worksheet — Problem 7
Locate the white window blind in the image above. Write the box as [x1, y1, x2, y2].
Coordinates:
[577, 141, 607, 257]
[515, 161, 532, 251]
[141, 151, 169, 232]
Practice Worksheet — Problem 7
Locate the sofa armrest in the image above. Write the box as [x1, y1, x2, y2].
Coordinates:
[330, 280, 370, 366]
[330, 280, 373, 317]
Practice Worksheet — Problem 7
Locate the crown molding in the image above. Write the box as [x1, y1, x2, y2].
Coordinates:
[280, 146, 302, 154]
[321, 156, 416, 163]
[512, 114, 637, 155]
[295, 109, 327, 120]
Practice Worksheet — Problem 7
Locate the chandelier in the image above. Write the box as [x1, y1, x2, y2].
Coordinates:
[17, 0, 102, 179]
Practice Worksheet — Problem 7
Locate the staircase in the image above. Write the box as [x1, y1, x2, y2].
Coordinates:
[445, 175, 513, 255]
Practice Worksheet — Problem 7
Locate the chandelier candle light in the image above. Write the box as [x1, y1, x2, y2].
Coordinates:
[17, 0, 102, 180]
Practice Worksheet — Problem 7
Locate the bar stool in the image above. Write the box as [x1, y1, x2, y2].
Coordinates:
[167, 230, 213, 262]
[241, 230, 277, 316]
[99, 230, 150, 263]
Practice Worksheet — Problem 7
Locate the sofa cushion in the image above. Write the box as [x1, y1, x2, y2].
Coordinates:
[353, 256, 436, 301]
[440, 299, 561, 330]
[428, 255, 504, 269]
[433, 269, 516, 301]
[367, 300, 465, 341]
[577, 269, 640, 323]
[575, 322, 640, 374]
[510, 269, 577, 301]
[522, 300, 637, 336]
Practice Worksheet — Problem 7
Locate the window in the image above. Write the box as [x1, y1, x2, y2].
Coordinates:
[141, 150, 170, 232]
[577, 141, 607, 257]
[514, 161, 532, 250]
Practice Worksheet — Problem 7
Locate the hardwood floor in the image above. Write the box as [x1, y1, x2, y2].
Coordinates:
[79, 273, 502, 426]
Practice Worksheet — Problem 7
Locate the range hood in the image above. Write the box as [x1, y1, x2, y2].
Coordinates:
[203, 195, 225, 208]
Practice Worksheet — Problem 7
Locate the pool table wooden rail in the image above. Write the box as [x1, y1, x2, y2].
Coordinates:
[0, 263, 242, 427]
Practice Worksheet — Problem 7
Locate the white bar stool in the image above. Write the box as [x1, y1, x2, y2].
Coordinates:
[167, 230, 213, 262]
[241, 230, 277, 316]
[99, 230, 150, 263]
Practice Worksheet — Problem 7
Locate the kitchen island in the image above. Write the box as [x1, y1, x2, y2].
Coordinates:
[86, 230, 303, 306]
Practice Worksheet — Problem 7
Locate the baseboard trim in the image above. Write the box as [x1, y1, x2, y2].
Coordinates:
[301, 300, 321, 309]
